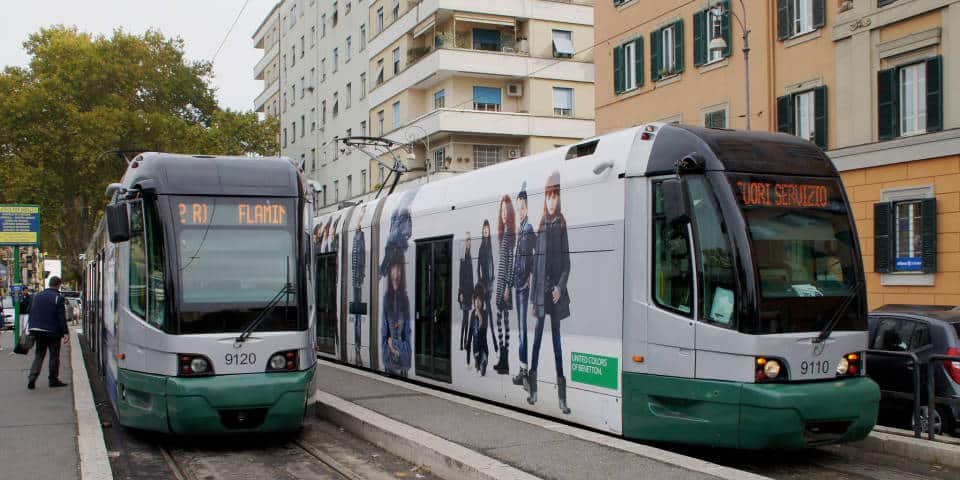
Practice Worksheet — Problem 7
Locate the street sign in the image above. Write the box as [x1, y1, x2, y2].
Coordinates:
[0, 204, 41, 246]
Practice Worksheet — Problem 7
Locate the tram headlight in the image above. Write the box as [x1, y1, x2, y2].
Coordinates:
[178, 354, 214, 377]
[269, 354, 286, 370]
[755, 356, 787, 382]
[190, 357, 210, 374]
[836, 357, 849, 375]
[836, 352, 861, 377]
[763, 360, 781, 379]
[267, 350, 299, 372]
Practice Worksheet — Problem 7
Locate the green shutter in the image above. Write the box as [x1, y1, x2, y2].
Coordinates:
[877, 67, 899, 140]
[650, 29, 661, 82]
[926, 56, 943, 133]
[674, 20, 684, 73]
[634, 37, 644, 87]
[721, 1, 732, 57]
[813, 0, 825, 29]
[921, 198, 938, 273]
[813, 86, 828, 149]
[777, 95, 794, 134]
[874, 202, 894, 274]
[614, 45, 624, 94]
[777, 0, 790, 40]
[693, 10, 706, 67]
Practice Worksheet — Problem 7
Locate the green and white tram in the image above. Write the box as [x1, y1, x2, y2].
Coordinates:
[82, 153, 317, 434]
[315, 124, 879, 449]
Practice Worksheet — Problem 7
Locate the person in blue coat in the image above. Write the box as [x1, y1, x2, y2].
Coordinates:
[381, 249, 411, 377]
[27, 276, 69, 389]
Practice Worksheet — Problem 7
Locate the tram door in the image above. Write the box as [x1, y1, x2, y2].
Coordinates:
[414, 238, 452, 383]
[316, 253, 338, 354]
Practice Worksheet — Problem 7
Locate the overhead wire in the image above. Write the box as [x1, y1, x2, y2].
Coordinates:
[211, 0, 254, 64]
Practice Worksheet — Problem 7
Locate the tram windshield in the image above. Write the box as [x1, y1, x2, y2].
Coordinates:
[169, 196, 302, 334]
[728, 174, 864, 334]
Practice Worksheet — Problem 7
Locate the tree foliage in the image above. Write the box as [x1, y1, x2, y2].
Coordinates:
[0, 27, 279, 281]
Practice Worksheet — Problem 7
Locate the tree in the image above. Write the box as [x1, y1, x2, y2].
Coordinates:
[0, 27, 279, 282]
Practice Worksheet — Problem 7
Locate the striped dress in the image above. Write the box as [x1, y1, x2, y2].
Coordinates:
[495, 231, 516, 348]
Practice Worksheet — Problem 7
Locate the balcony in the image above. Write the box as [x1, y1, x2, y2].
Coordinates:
[382, 107, 595, 143]
[369, 47, 593, 107]
[253, 80, 280, 112]
[254, 41, 279, 80]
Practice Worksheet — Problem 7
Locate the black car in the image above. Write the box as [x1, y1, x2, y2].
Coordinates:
[867, 305, 960, 436]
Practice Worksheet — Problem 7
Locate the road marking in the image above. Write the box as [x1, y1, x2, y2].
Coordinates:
[71, 328, 113, 479]
[319, 360, 771, 480]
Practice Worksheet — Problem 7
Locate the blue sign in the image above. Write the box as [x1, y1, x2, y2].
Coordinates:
[895, 257, 922, 271]
[0, 204, 41, 246]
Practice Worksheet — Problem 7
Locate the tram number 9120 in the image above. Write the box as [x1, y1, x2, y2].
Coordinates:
[225, 352, 257, 366]
[800, 359, 830, 376]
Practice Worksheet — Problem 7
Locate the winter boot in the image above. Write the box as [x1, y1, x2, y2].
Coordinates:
[512, 367, 528, 388]
[526, 370, 538, 405]
[499, 348, 510, 375]
[558, 376, 571, 415]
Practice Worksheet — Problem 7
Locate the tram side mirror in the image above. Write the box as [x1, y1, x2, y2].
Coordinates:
[662, 179, 690, 226]
[105, 202, 131, 243]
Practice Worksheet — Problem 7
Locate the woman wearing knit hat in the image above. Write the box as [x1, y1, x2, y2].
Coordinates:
[493, 195, 516, 375]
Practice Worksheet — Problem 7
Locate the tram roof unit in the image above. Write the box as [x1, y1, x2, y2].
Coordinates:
[119, 153, 302, 198]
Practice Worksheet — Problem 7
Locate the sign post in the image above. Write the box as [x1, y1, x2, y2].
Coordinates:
[0, 204, 41, 345]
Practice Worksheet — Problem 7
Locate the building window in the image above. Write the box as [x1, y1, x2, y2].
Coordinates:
[310, 107, 316, 131]
[310, 67, 316, 90]
[433, 147, 445, 171]
[346, 36, 352, 62]
[290, 84, 296, 105]
[361, 120, 367, 136]
[321, 100, 327, 125]
[360, 73, 367, 98]
[361, 170, 367, 192]
[695, 3, 730, 66]
[777, 86, 827, 149]
[334, 180, 339, 202]
[377, 110, 384, 135]
[291, 45, 296, 66]
[333, 92, 339, 117]
[283, 127, 288, 147]
[300, 36, 305, 57]
[345, 0, 351, 15]
[321, 14, 327, 37]
[651, 21, 683, 81]
[704, 108, 726, 129]
[434, 89, 445, 109]
[300, 76, 305, 98]
[333, 137, 339, 161]
[346, 128, 352, 139]
[347, 175, 353, 198]
[292, 122, 296, 143]
[377, 8, 384, 33]
[553, 87, 573, 117]
[333, 48, 339, 72]
[473, 29, 501, 51]
[777, 0, 824, 40]
[282, 92, 287, 112]
[360, 24, 366, 50]
[332, 2, 339, 27]
[900, 63, 926, 137]
[300, 114, 305, 137]
[311, 148, 317, 171]
[879, 57, 943, 140]
[473, 86, 501, 111]
[392, 101, 401, 129]
[321, 58, 327, 82]
[874, 198, 937, 274]
[392, 0, 399, 20]
[376, 59, 384, 84]
[393, 47, 400, 74]
[473, 145, 501, 169]
[552, 30, 574, 58]
[613, 37, 642, 94]
[311, 26, 316, 47]
[322, 185, 327, 206]
[346, 82, 352, 108]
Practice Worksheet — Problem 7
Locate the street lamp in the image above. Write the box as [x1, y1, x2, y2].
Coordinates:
[708, 1, 751, 130]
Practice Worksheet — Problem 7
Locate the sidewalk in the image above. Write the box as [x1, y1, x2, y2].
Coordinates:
[0, 330, 80, 480]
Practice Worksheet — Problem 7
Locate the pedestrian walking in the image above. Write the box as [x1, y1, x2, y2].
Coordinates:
[26, 276, 69, 390]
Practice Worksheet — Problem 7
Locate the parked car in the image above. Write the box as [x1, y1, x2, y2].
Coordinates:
[867, 305, 960, 436]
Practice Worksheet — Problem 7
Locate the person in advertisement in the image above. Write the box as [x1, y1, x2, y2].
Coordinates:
[511, 182, 535, 391]
[493, 195, 516, 375]
[458, 232, 474, 363]
[351, 206, 366, 366]
[527, 171, 572, 415]
[477, 220, 494, 317]
[466, 282, 495, 376]
[380, 248, 411, 377]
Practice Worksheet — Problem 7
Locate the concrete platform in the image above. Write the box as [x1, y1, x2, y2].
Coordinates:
[315, 360, 769, 480]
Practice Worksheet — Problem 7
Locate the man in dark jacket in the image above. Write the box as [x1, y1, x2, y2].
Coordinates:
[27, 276, 69, 389]
[512, 182, 536, 390]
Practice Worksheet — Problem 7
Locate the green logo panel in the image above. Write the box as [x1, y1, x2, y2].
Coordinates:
[571, 352, 619, 390]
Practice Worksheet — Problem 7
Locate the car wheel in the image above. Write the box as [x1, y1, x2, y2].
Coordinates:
[912, 406, 944, 435]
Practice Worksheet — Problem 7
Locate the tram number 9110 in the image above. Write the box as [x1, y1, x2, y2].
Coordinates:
[799, 359, 830, 377]
[225, 352, 257, 366]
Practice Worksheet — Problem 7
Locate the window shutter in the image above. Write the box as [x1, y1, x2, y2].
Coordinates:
[634, 37, 644, 86]
[926, 56, 943, 133]
[777, 0, 790, 40]
[874, 202, 894, 274]
[721, 1, 732, 57]
[693, 10, 706, 67]
[877, 68, 899, 141]
[674, 20, 685, 73]
[813, 0, 826, 29]
[921, 198, 938, 273]
[777, 95, 794, 134]
[613, 45, 624, 94]
[813, 86, 828, 149]
[650, 29, 661, 82]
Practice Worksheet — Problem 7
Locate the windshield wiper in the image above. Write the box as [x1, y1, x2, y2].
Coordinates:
[235, 281, 295, 343]
[813, 281, 861, 344]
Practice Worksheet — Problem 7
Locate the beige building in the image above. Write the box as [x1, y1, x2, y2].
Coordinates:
[253, 2, 283, 119]
[595, 0, 960, 309]
[365, 0, 596, 189]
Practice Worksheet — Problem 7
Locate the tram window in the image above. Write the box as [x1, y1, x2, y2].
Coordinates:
[686, 177, 736, 326]
[129, 200, 147, 318]
[146, 202, 166, 328]
[652, 181, 693, 315]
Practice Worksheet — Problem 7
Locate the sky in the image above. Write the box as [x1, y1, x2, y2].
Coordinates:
[0, 0, 280, 112]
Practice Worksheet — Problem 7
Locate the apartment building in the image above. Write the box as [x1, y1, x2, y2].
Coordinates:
[253, 2, 283, 118]
[364, 0, 596, 191]
[595, 0, 960, 308]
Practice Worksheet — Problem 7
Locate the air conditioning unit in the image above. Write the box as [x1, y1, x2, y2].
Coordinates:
[506, 83, 523, 97]
[507, 148, 521, 159]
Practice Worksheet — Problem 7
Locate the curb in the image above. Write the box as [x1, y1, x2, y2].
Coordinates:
[853, 430, 960, 469]
[315, 390, 540, 480]
[71, 329, 113, 480]
[318, 361, 770, 480]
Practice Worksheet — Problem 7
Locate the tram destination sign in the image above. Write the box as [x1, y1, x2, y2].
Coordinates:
[0, 204, 40, 246]
[177, 198, 289, 227]
[733, 180, 831, 209]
